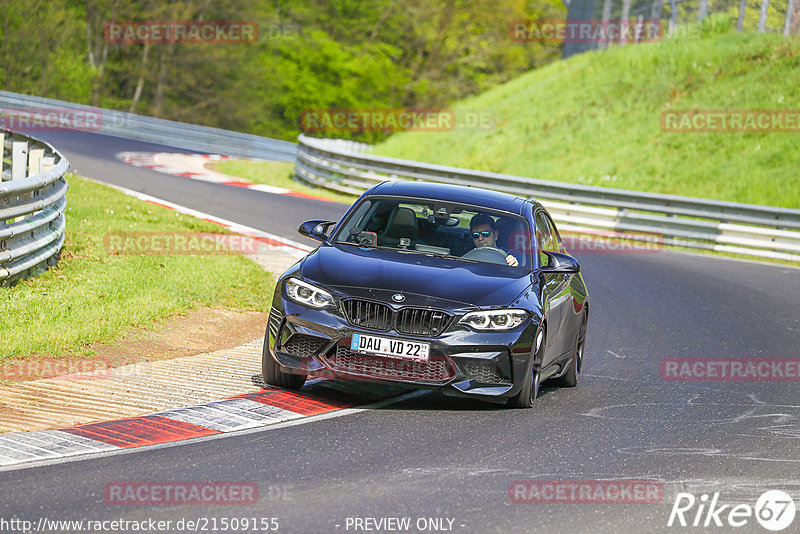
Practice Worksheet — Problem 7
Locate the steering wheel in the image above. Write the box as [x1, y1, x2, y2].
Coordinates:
[462, 246, 508, 265]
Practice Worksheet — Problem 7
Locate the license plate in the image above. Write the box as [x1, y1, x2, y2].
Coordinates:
[350, 333, 430, 361]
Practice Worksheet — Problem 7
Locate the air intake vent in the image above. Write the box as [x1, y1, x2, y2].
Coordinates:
[283, 334, 328, 357]
[462, 360, 509, 384]
[324, 346, 454, 383]
[268, 310, 283, 337]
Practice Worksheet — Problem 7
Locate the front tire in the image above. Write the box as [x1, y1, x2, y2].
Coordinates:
[261, 334, 306, 390]
[509, 328, 544, 409]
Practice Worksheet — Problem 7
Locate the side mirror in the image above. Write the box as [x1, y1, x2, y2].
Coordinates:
[539, 251, 580, 274]
[298, 220, 336, 242]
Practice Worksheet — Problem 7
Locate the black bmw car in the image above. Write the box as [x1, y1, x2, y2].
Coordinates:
[263, 181, 588, 408]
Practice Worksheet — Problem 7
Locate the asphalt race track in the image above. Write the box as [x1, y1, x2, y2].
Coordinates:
[1, 131, 799, 533]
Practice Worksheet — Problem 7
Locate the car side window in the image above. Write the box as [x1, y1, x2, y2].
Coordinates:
[534, 211, 553, 266]
[543, 212, 563, 253]
[339, 200, 374, 240]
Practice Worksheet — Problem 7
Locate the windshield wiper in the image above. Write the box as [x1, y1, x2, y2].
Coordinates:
[337, 241, 378, 250]
[442, 254, 481, 264]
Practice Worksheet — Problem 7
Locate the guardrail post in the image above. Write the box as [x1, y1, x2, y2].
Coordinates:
[41, 156, 56, 172]
[12, 141, 27, 180]
[28, 148, 44, 176]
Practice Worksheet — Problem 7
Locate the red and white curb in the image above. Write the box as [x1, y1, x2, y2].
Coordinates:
[0, 178, 381, 468]
[0, 380, 412, 468]
[117, 151, 334, 202]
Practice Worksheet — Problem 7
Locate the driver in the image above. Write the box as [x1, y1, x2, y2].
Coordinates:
[469, 214, 519, 266]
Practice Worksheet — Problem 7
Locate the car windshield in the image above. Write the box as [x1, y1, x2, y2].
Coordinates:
[332, 197, 530, 268]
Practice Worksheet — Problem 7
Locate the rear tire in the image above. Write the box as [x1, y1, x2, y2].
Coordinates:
[509, 328, 544, 409]
[261, 334, 306, 390]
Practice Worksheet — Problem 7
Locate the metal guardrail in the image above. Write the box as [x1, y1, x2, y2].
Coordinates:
[296, 134, 800, 263]
[1, 130, 70, 285]
[0, 90, 297, 162]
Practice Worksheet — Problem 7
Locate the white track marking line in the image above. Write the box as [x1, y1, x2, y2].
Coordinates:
[78, 175, 313, 256]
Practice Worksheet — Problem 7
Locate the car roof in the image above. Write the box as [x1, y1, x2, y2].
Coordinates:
[368, 180, 532, 216]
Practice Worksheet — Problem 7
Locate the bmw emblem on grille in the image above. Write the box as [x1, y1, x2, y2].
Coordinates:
[392, 293, 405, 303]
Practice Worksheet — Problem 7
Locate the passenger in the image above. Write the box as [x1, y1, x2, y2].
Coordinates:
[469, 214, 519, 266]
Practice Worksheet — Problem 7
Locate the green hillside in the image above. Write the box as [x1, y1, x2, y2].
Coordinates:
[373, 17, 800, 208]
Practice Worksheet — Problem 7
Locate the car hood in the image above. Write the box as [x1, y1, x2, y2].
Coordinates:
[300, 244, 532, 308]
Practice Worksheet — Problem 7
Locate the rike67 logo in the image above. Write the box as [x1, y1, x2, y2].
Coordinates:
[668, 490, 796, 531]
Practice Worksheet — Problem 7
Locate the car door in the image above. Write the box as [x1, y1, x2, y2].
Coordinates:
[535, 210, 571, 363]
[545, 211, 581, 357]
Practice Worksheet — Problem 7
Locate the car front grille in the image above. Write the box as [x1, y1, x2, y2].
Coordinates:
[342, 299, 451, 336]
[396, 308, 450, 336]
[323, 346, 454, 384]
[343, 300, 392, 331]
[282, 334, 328, 357]
[461, 360, 509, 384]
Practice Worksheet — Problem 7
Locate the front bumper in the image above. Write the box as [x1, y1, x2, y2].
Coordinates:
[267, 296, 538, 400]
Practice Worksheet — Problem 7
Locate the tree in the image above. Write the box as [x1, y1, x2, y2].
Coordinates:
[758, 0, 770, 31]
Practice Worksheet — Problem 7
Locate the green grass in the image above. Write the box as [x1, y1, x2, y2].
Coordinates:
[209, 159, 357, 204]
[373, 17, 800, 208]
[0, 175, 275, 359]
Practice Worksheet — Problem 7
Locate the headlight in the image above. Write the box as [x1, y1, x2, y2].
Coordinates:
[285, 278, 334, 309]
[458, 309, 528, 331]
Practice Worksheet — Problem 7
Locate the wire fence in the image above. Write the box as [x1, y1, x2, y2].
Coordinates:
[563, 0, 798, 56]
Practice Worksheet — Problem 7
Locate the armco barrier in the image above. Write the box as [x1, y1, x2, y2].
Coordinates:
[295, 134, 800, 263]
[0, 130, 69, 285]
[0, 90, 297, 162]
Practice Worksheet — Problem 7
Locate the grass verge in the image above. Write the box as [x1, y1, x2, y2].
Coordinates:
[373, 17, 800, 208]
[209, 159, 356, 204]
[0, 174, 275, 359]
